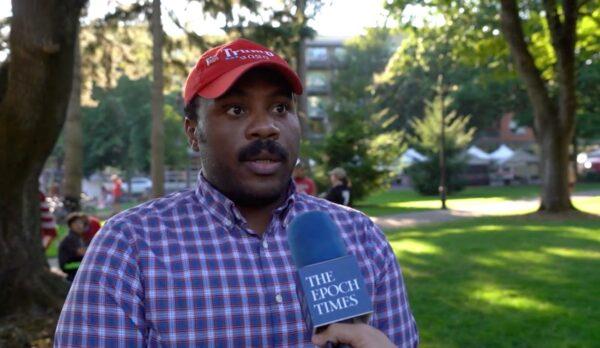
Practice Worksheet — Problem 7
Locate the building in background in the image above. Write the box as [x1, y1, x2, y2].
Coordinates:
[305, 36, 348, 140]
[475, 113, 536, 151]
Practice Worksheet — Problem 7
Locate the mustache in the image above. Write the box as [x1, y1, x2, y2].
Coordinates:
[238, 139, 289, 162]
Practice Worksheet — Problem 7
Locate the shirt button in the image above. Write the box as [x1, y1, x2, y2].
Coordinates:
[275, 294, 283, 303]
[262, 240, 268, 249]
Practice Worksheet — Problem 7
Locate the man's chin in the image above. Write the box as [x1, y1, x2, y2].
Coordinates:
[227, 180, 290, 207]
[228, 190, 284, 207]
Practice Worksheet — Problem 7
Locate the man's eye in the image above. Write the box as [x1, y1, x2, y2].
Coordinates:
[226, 106, 244, 116]
[273, 103, 288, 114]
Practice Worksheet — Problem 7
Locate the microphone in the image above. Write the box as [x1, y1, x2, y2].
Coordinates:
[287, 211, 373, 348]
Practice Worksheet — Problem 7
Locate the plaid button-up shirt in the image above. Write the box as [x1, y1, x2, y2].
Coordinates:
[55, 175, 418, 347]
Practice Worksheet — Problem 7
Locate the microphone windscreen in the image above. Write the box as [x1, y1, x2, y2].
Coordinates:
[287, 211, 348, 268]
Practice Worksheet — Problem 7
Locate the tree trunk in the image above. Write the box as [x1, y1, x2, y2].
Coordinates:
[0, 0, 85, 320]
[539, 122, 574, 211]
[499, 0, 576, 212]
[151, 0, 165, 197]
[62, 35, 83, 212]
[295, 0, 309, 139]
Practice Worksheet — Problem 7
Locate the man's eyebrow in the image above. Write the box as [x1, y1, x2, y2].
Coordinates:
[269, 88, 293, 99]
[217, 88, 247, 100]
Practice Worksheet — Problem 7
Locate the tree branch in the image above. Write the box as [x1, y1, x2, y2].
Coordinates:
[499, 0, 555, 128]
[166, 10, 212, 51]
[558, 0, 578, 132]
[542, 0, 562, 53]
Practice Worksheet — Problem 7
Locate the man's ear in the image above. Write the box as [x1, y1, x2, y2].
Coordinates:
[184, 118, 200, 152]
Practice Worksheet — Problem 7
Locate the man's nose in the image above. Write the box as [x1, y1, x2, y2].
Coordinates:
[247, 112, 280, 140]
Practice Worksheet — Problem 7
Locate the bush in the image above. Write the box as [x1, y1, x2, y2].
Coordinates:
[407, 157, 466, 195]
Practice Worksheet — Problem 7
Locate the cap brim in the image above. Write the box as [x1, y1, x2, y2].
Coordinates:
[197, 61, 303, 99]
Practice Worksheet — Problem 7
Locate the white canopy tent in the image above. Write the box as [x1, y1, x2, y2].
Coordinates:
[400, 148, 427, 166]
[490, 144, 515, 163]
[467, 145, 491, 160]
[464, 145, 492, 165]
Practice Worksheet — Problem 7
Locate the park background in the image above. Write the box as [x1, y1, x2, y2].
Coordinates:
[0, 0, 599, 346]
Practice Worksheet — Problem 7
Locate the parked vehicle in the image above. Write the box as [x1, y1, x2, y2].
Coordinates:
[122, 177, 152, 196]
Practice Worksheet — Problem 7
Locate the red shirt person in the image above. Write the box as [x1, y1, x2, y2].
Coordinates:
[82, 215, 102, 245]
[293, 164, 316, 195]
[111, 174, 123, 202]
[39, 190, 58, 250]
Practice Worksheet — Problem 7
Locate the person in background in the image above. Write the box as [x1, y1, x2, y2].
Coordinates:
[110, 174, 123, 214]
[58, 212, 88, 282]
[325, 167, 352, 206]
[82, 215, 102, 245]
[292, 162, 316, 195]
[40, 190, 58, 250]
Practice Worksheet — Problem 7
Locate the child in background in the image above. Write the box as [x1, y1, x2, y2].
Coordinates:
[58, 212, 89, 282]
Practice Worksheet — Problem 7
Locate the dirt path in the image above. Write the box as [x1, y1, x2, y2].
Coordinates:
[371, 190, 599, 230]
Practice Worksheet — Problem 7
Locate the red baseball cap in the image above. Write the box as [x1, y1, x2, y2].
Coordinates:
[183, 38, 303, 105]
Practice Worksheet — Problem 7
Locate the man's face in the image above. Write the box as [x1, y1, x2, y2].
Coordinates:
[187, 68, 301, 207]
[293, 167, 305, 179]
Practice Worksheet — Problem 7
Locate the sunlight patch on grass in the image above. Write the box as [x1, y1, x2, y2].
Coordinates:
[573, 196, 600, 215]
[449, 198, 538, 216]
[543, 247, 600, 260]
[470, 255, 508, 268]
[386, 200, 445, 209]
[390, 239, 441, 255]
[491, 250, 552, 265]
[470, 224, 506, 232]
[470, 283, 563, 313]
[379, 197, 540, 216]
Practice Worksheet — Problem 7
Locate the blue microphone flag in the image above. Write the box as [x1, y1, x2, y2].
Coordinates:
[287, 211, 373, 333]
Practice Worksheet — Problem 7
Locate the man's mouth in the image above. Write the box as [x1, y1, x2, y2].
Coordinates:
[243, 158, 283, 175]
[238, 140, 289, 176]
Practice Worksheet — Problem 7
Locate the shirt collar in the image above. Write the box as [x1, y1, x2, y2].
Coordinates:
[194, 172, 297, 229]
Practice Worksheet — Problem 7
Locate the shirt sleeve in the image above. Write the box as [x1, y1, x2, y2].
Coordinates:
[365, 219, 419, 347]
[58, 235, 78, 270]
[54, 220, 146, 347]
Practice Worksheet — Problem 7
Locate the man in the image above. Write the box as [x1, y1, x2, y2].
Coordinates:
[293, 163, 317, 196]
[55, 39, 418, 347]
[325, 167, 352, 206]
[110, 174, 123, 214]
[58, 212, 88, 282]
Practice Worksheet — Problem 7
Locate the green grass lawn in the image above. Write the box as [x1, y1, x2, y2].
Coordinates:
[46, 224, 67, 258]
[357, 183, 600, 217]
[390, 215, 600, 347]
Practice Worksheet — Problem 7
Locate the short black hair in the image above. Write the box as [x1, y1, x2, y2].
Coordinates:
[184, 95, 200, 121]
[66, 212, 87, 227]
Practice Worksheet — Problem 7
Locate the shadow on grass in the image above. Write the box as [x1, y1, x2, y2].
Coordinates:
[387, 216, 600, 347]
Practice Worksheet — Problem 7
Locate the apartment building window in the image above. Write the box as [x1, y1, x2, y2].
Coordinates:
[307, 47, 328, 64]
[309, 118, 326, 135]
[509, 120, 527, 135]
[333, 47, 346, 63]
[307, 71, 330, 91]
[308, 96, 329, 118]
